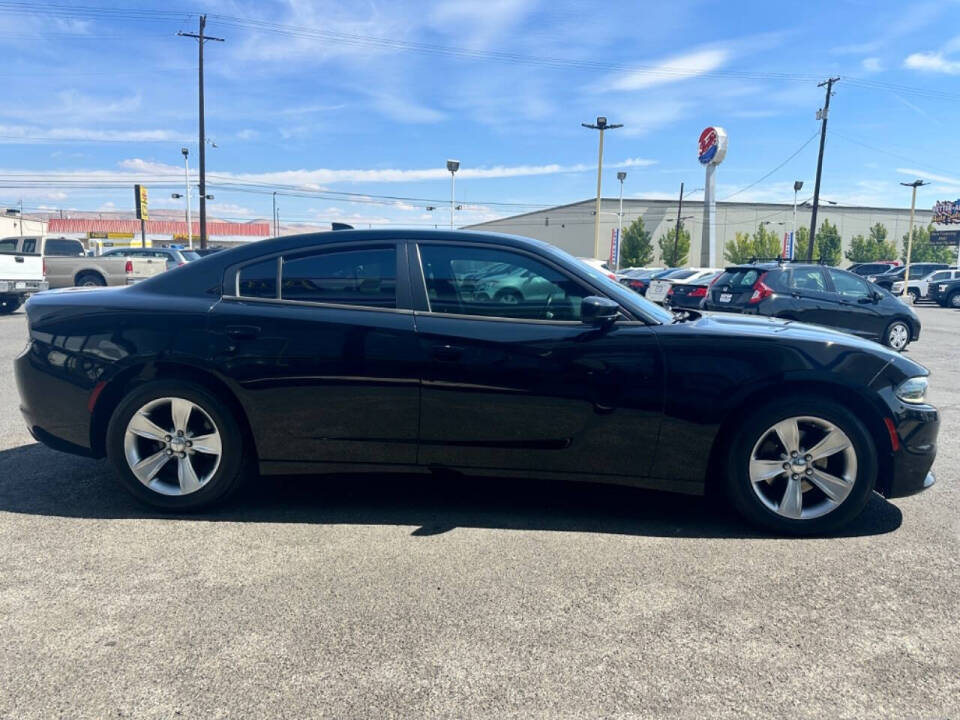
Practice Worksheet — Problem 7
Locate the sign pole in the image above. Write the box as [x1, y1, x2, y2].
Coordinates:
[697, 127, 727, 268]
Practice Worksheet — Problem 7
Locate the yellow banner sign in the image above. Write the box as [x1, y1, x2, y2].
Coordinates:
[134, 184, 149, 220]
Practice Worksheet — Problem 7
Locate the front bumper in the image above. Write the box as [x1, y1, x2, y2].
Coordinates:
[884, 401, 939, 498]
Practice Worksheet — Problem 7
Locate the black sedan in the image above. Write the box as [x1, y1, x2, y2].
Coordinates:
[929, 276, 960, 307]
[702, 262, 921, 351]
[15, 230, 938, 535]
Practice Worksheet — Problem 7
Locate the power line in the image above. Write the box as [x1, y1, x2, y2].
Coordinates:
[720, 129, 820, 201]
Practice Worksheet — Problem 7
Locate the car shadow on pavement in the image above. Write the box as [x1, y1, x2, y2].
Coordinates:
[0, 443, 903, 539]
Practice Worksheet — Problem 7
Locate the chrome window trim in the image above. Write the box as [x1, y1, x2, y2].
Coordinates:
[220, 294, 413, 315]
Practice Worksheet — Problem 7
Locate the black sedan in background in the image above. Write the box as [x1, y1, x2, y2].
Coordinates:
[867, 262, 950, 291]
[702, 262, 921, 351]
[664, 270, 722, 310]
[15, 230, 938, 535]
[929, 276, 960, 307]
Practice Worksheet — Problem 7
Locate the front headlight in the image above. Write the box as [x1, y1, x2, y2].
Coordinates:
[896, 376, 928, 404]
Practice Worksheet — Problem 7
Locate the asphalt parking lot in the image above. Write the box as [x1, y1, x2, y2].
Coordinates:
[0, 306, 957, 719]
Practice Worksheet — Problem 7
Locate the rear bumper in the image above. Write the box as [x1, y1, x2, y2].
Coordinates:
[0, 279, 48, 295]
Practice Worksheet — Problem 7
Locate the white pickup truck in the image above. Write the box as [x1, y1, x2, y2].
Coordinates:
[0, 237, 47, 314]
[1, 236, 166, 290]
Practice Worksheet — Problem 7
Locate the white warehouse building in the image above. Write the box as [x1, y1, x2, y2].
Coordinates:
[465, 198, 936, 266]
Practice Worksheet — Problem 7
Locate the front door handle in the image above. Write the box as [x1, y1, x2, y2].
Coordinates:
[226, 325, 261, 340]
[14, 256, 24, 263]
[431, 344, 464, 361]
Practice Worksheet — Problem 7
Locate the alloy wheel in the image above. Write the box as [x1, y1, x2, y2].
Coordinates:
[123, 396, 223, 496]
[748, 415, 857, 520]
[950, 293, 960, 308]
[887, 323, 909, 351]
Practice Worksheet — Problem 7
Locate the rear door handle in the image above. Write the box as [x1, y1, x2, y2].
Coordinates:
[14, 256, 23, 263]
[431, 344, 464, 361]
[226, 325, 261, 340]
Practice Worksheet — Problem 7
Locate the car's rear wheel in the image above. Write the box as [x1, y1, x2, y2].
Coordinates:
[883, 320, 911, 351]
[725, 397, 876, 535]
[0, 295, 23, 314]
[907, 288, 920, 302]
[76, 272, 106, 287]
[106, 380, 248, 510]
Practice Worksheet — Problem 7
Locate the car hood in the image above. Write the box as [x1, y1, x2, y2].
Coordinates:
[688, 311, 928, 378]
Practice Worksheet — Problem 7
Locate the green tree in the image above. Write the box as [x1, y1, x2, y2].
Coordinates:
[793, 226, 814, 261]
[658, 225, 690, 267]
[752, 223, 784, 259]
[846, 222, 896, 263]
[815, 219, 842, 265]
[870, 223, 897, 259]
[902, 224, 957, 264]
[618, 216, 654, 268]
[724, 231, 755, 263]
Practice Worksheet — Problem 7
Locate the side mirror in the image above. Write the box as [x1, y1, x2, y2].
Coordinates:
[581, 296, 619, 326]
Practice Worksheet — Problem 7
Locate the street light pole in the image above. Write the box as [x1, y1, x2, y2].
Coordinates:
[582, 116, 623, 259]
[900, 179, 929, 298]
[181, 147, 192, 249]
[792, 180, 803, 260]
[616, 171, 626, 271]
[446, 159, 460, 230]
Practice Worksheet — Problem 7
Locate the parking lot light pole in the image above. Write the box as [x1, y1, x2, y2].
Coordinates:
[446, 160, 460, 229]
[616, 171, 626, 271]
[792, 180, 803, 260]
[181, 148, 192, 249]
[582, 117, 623, 259]
[900, 179, 929, 298]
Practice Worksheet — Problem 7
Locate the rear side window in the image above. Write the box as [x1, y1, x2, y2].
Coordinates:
[281, 247, 396, 308]
[238, 258, 278, 299]
[790, 268, 828, 292]
[0, 238, 17, 253]
[45, 238, 85, 257]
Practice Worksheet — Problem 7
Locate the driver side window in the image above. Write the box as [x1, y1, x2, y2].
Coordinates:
[418, 245, 590, 321]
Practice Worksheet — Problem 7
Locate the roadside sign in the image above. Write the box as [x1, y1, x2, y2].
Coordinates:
[782, 231, 795, 260]
[134, 184, 149, 220]
[609, 227, 620, 268]
[930, 229, 960, 246]
[697, 126, 728, 166]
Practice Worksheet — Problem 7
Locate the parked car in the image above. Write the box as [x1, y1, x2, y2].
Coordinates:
[848, 262, 899, 277]
[575, 257, 616, 280]
[2, 236, 166, 288]
[646, 268, 721, 305]
[867, 263, 950, 291]
[929, 276, 960, 308]
[193, 247, 226, 257]
[622, 267, 694, 296]
[617, 268, 662, 294]
[102, 246, 200, 270]
[664, 270, 723, 310]
[0, 236, 47, 314]
[702, 262, 921, 351]
[15, 229, 938, 535]
[891, 267, 960, 301]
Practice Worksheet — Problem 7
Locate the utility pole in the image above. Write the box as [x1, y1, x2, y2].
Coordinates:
[582, 117, 623, 259]
[179, 15, 223, 250]
[673, 182, 684, 264]
[808, 77, 839, 261]
[900, 179, 928, 298]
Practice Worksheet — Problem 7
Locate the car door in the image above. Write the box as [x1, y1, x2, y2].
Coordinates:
[208, 240, 421, 469]
[826, 268, 884, 338]
[786, 267, 834, 326]
[411, 241, 663, 479]
[42, 237, 86, 288]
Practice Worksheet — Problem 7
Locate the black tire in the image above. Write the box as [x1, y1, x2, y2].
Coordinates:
[76, 272, 106, 287]
[725, 396, 877, 536]
[0, 295, 23, 314]
[106, 380, 249, 511]
[947, 291, 960, 309]
[495, 288, 523, 304]
[882, 319, 911, 351]
[907, 288, 920, 302]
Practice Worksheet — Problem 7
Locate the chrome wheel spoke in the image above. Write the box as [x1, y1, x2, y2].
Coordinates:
[750, 458, 786, 483]
[190, 432, 221, 456]
[807, 427, 851, 462]
[131, 449, 172, 484]
[808, 469, 850, 502]
[773, 418, 800, 455]
[778, 477, 803, 519]
[177, 456, 201, 494]
[171, 398, 193, 434]
[127, 412, 169, 442]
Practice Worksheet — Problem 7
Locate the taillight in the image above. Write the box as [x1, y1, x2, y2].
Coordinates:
[667, 286, 675, 296]
[629, 279, 646, 289]
[124, 260, 133, 273]
[748, 272, 774, 304]
[689, 286, 707, 298]
[606, 272, 616, 280]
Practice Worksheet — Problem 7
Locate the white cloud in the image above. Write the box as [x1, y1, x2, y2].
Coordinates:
[896, 168, 960, 185]
[235, 129, 259, 140]
[903, 51, 960, 74]
[603, 48, 729, 91]
[0, 124, 192, 144]
[861, 57, 883, 72]
[429, 0, 536, 50]
[370, 94, 446, 124]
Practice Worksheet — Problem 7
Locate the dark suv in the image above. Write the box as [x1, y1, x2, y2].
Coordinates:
[867, 262, 949, 291]
[848, 262, 898, 277]
[702, 262, 921, 350]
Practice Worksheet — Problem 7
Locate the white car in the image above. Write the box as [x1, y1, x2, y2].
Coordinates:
[645, 268, 721, 304]
[0, 236, 47, 314]
[891, 268, 960, 300]
[575, 257, 617, 280]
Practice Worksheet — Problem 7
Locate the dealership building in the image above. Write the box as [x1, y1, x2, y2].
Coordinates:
[465, 198, 937, 267]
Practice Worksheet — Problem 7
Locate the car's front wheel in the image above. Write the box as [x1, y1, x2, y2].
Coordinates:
[0, 295, 23, 314]
[725, 397, 877, 535]
[883, 320, 911, 351]
[947, 291, 960, 309]
[106, 380, 248, 511]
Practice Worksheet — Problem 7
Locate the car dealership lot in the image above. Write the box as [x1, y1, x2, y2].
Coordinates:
[0, 307, 957, 718]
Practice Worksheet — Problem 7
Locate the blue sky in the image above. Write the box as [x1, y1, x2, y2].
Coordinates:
[3, 0, 960, 228]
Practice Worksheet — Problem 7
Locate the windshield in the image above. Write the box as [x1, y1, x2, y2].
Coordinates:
[181, 251, 201, 261]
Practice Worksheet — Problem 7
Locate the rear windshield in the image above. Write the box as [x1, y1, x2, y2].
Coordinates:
[716, 268, 762, 287]
[181, 251, 201, 261]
